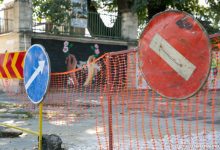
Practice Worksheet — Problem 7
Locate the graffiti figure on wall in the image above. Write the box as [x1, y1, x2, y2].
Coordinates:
[211, 52, 218, 77]
[209, 34, 220, 89]
[63, 41, 78, 86]
[63, 41, 101, 87]
[211, 34, 220, 51]
[84, 44, 101, 86]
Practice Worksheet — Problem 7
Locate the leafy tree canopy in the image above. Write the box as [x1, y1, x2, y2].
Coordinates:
[32, 0, 219, 34]
[33, 0, 72, 26]
[91, 0, 219, 34]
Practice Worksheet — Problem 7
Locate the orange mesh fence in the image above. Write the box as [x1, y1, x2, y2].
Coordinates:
[1, 49, 220, 149]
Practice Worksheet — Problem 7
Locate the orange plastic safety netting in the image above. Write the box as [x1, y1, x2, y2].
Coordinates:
[1, 49, 220, 150]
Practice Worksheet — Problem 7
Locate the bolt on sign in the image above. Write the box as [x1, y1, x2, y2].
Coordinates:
[0, 51, 25, 79]
[138, 10, 211, 99]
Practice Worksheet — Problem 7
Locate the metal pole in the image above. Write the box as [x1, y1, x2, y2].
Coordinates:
[106, 54, 113, 150]
[38, 102, 43, 150]
[108, 96, 113, 150]
[0, 123, 39, 136]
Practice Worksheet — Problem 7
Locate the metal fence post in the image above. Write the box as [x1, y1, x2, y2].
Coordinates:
[106, 53, 113, 150]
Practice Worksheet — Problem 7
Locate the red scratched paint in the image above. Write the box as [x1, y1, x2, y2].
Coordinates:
[139, 10, 211, 99]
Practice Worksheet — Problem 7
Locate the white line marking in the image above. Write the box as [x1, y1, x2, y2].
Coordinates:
[149, 33, 196, 81]
[25, 61, 45, 89]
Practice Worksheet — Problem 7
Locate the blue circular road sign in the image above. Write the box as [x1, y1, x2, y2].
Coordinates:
[24, 44, 50, 104]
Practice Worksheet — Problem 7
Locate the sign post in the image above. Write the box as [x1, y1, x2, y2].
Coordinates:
[24, 44, 50, 150]
[139, 10, 211, 99]
[38, 102, 43, 150]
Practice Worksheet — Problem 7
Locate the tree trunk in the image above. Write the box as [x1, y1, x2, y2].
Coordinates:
[87, 0, 138, 40]
[117, 0, 133, 13]
[147, 0, 167, 20]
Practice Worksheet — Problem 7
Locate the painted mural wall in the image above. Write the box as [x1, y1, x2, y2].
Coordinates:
[31, 38, 128, 73]
[209, 33, 220, 89]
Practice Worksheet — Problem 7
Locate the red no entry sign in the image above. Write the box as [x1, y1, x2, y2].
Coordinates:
[139, 10, 211, 99]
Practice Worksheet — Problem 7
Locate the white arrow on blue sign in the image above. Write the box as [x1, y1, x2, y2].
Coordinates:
[24, 44, 50, 104]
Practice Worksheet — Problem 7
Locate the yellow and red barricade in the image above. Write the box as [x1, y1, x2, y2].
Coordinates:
[0, 51, 25, 79]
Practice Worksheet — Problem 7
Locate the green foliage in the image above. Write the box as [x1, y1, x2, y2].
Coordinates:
[93, 0, 118, 12]
[33, 0, 72, 26]
[32, 0, 219, 34]
[202, 0, 220, 34]
[96, 0, 219, 34]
